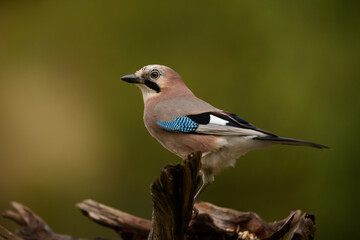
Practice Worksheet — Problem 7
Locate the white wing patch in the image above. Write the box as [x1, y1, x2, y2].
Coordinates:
[209, 115, 229, 125]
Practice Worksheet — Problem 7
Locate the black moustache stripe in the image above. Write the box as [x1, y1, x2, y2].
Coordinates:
[144, 80, 160, 93]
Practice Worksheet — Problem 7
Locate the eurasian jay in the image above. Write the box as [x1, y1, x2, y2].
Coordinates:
[121, 64, 328, 200]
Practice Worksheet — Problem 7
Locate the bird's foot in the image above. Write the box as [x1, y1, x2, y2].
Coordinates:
[191, 207, 199, 219]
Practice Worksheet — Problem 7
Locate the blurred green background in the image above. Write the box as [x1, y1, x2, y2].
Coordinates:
[0, 1, 359, 239]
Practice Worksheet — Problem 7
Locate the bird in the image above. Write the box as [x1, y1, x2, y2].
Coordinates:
[121, 64, 328, 200]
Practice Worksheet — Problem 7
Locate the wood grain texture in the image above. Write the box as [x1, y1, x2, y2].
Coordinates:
[1, 152, 317, 240]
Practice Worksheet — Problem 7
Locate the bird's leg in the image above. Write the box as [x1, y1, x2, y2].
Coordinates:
[192, 183, 208, 219]
[193, 181, 209, 202]
[194, 171, 214, 202]
[192, 171, 214, 219]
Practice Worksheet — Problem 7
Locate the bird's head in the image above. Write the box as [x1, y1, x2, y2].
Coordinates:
[121, 64, 187, 101]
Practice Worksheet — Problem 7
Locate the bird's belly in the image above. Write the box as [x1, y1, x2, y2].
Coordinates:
[201, 136, 270, 177]
[149, 127, 220, 159]
[146, 121, 271, 178]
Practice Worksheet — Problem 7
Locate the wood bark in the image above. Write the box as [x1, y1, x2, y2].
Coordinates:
[1, 152, 316, 240]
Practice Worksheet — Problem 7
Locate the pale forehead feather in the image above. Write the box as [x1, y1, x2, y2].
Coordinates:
[136, 64, 174, 75]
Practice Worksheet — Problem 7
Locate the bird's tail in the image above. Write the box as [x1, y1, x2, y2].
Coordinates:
[253, 136, 329, 149]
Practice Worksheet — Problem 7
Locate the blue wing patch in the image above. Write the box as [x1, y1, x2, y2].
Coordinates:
[157, 117, 199, 133]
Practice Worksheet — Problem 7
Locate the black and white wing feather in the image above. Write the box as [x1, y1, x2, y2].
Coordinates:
[157, 111, 329, 149]
[157, 111, 276, 137]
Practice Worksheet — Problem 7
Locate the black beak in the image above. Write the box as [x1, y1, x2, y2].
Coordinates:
[121, 74, 144, 84]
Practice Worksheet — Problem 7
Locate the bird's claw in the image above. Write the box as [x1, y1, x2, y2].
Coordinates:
[191, 207, 199, 219]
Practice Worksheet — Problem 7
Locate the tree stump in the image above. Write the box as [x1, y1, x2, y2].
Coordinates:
[1, 152, 316, 240]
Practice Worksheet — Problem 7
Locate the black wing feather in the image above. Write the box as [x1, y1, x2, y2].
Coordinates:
[187, 112, 210, 124]
[187, 111, 277, 137]
[223, 112, 277, 137]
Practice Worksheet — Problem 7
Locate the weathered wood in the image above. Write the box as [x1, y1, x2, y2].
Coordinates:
[2, 202, 87, 240]
[1, 152, 317, 240]
[147, 151, 201, 240]
[0, 225, 23, 240]
[188, 202, 301, 240]
[77, 200, 305, 240]
[77, 199, 151, 240]
[287, 213, 316, 240]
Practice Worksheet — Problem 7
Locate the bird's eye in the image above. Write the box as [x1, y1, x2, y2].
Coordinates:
[150, 70, 160, 80]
